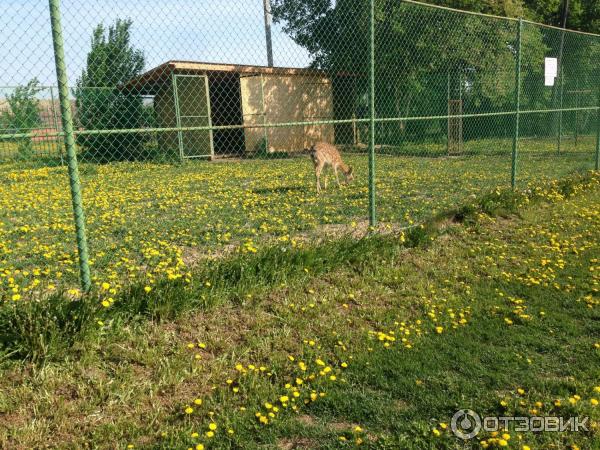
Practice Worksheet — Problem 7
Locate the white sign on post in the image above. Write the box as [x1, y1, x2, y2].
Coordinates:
[545, 57, 558, 86]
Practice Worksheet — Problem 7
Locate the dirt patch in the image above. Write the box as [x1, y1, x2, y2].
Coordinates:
[180, 244, 237, 267]
[328, 421, 359, 432]
[296, 414, 317, 426]
[0, 411, 28, 431]
[277, 437, 318, 449]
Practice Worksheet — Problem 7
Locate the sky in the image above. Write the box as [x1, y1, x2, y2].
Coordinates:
[0, 0, 311, 88]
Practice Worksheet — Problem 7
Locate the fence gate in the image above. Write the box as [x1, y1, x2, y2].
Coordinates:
[173, 74, 213, 159]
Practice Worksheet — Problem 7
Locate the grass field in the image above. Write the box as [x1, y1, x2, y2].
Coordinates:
[0, 168, 598, 449]
[0, 136, 597, 305]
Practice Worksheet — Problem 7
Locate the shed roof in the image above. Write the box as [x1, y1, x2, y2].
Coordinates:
[125, 60, 330, 93]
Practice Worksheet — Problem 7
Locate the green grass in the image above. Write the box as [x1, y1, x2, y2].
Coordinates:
[0, 134, 597, 303]
[0, 170, 598, 449]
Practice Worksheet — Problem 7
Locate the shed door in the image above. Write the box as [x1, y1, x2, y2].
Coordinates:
[173, 74, 213, 158]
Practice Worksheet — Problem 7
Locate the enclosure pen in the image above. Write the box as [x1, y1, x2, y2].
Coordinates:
[0, 0, 598, 292]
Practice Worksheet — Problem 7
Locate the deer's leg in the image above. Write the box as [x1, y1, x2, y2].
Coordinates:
[315, 164, 322, 194]
[333, 165, 341, 188]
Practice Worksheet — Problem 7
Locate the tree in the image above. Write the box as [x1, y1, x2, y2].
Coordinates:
[271, 0, 548, 143]
[75, 19, 146, 162]
[523, 0, 599, 34]
[2, 78, 42, 159]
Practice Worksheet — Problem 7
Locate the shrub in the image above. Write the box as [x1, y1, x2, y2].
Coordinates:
[2, 78, 42, 160]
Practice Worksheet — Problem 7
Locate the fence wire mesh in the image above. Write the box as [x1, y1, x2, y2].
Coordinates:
[0, 0, 599, 296]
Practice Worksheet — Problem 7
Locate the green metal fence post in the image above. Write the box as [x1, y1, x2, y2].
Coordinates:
[446, 70, 450, 155]
[511, 18, 522, 190]
[171, 73, 185, 161]
[557, 70, 563, 154]
[260, 73, 269, 153]
[595, 86, 600, 170]
[368, 0, 376, 226]
[48, 0, 92, 291]
[49, 86, 64, 165]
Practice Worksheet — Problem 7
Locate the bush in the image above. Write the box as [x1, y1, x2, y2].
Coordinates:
[2, 79, 42, 160]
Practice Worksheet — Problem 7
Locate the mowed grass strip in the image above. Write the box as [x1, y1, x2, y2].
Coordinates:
[0, 171, 598, 449]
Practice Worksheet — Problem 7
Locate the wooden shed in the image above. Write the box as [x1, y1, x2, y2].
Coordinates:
[126, 61, 336, 158]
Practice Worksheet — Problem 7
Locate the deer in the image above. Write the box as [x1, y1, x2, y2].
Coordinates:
[306, 142, 354, 194]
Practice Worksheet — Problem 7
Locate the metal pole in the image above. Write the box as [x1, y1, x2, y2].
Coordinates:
[263, 0, 274, 67]
[459, 71, 463, 154]
[557, 69, 563, 154]
[574, 78, 579, 147]
[171, 73, 184, 161]
[203, 75, 214, 159]
[260, 73, 269, 151]
[594, 88, 600, 170]
[48, 0, 91, 291]
[511, 19, 522, 190]
[447, 70, 450, 155]
[368, 0, 376, 226]
[555, 0, 569, 153]
[49, 86, 64, 165]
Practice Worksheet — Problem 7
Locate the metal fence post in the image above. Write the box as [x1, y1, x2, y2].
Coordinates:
[511, 18, 522, 190]
[49, 86, 64, 165]
[368, 0, 376, 226]
[48, 0, 92, 291]
[595, 86, 600, 170]
[557, 70, 563, 154]
[171, 73, 185, 161]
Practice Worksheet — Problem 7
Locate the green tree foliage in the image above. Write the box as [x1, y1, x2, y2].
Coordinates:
[272, 0, 549, 143]
[272, 0, 600, 143]
[2, 78, 42, 159]
[75, 19, 146, 162]
[523, 0, 599, 34]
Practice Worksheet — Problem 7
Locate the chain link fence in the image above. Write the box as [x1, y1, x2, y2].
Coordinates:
[0, 0, 599, 295]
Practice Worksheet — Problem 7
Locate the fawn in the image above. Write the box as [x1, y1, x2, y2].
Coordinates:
[307, 142, 354, 194]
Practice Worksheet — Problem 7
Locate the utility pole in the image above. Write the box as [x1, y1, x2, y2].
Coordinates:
[263, 0, 274, 67]
[559, 0, 569, 29]
[557, 0, 570, 68]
